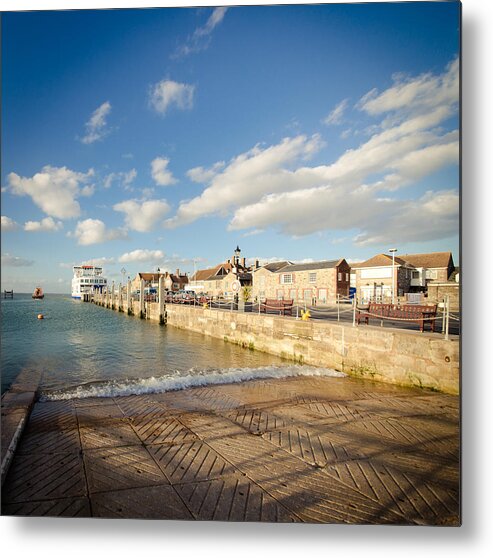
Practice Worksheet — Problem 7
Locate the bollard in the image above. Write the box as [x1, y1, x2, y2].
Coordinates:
[352, 297, 356, 327]
[445, 294, 450, 340]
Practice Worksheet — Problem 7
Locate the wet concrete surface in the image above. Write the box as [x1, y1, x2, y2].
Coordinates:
[1, 375, 460, 524]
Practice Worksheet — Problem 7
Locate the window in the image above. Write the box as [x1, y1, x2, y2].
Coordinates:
[338, 272, 342, 281]
[281, 274, 293, 284]
[309, 272, 317, 283]
[345, 273, 349, 281]
[426, 269, 438, 280]
[412, 271, 420, 279]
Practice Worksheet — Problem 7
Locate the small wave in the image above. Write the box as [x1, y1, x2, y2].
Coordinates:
[40, 365, 345, 401]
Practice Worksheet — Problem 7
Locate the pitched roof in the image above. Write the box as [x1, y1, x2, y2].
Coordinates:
[399, 252, 453, 269]
[192, 260, 250, 282]
[257, 261, 292, 273]
[274, 259, 343, 273]
[137, 272, 167, 281]
[168, 274, 188, 285]
[358, 254, 411, 268]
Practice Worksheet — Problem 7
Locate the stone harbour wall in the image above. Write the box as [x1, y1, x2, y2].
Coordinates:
[94, 296, 459, 395]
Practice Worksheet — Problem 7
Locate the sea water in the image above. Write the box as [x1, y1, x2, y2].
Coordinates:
[1, 294, 344, 399]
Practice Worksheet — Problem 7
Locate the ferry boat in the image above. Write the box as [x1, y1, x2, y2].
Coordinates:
[72, 265, 107, 299]
[32, 286, 44, 299]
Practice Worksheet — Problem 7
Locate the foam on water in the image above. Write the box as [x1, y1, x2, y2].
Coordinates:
[40, 365, 345, 401]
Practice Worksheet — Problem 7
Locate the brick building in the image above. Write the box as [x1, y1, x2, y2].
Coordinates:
[354, 251, 456, 302]
[252, 259, 350, 304]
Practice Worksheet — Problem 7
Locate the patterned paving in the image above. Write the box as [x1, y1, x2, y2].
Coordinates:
[1, 375, 460, 524]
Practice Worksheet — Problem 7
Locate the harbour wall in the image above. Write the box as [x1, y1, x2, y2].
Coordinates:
[95, 295, 459, 395]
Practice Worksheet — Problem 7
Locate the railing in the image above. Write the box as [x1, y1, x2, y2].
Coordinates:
[92, 289, 459, 338]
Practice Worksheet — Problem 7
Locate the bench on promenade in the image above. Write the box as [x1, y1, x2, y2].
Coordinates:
[260, 298, 294, 316]
[357, 302, 437, 332]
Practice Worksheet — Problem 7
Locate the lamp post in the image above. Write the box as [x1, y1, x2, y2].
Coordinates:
[389, 248, 397, 304]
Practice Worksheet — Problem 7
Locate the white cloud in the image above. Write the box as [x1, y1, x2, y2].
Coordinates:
[186, 161, 225, 183]
[229, 185, 458, 246]
[166, 134, 324, 227]
[2, 253, 34, 267]
[1, 216, 19, 231]
[358, 57, 459, 117]
[173, 7, 228, 58]
[71, 218, 127, 246]
[151, 157, 177, 186]
[149, 80, 195, 115]
[7, 166, 95, 219]
[113, 199, 170, 232]
[103, 169, 137, 190]
[82, 257, 116, 267]
[118, 249, 165, 264]
[80, 101, 112, 144]
[24, 217, 63, 232]
[323, 99, 349, 125]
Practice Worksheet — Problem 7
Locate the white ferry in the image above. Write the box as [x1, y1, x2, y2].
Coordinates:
[71, 265, 107, 299]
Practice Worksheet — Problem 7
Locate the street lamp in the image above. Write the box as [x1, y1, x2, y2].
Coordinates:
[389, 248, 397, 304]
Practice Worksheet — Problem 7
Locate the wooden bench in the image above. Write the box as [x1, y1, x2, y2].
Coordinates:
[260, 298, 294, 316]
[357, 303, 437, 332]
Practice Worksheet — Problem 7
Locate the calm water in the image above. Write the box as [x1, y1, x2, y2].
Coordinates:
[1, 294, 342, 399]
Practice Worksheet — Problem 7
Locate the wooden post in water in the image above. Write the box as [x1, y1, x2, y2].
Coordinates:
[139, 279, 145, 319]
[111, 281, 115, 310]
[127, 279, 132, 315]
[118, 283, 123, 312]
[158, 275, 166, 324]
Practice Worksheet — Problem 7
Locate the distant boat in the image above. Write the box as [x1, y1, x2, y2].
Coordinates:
[32, 287, 44, 299]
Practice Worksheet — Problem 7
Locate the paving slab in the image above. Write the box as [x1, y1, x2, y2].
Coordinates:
[84, 444, 168, 493]
[80, 422, 142, 450]
[1, 497, 91, 518]
[147, 440, 237, 484]
[175, 474, 299, 522]
[2, 451, 87, 503]
[323, 459, 459, 526]
[91, 485, 193, 519]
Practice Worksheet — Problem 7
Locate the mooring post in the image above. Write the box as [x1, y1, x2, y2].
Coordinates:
[445, 294, 450, 341]
[139, 279, 145, 318]
[111, 281, 115, 309]
[127, 279, 132, 315]
[158, 275, 166, 324]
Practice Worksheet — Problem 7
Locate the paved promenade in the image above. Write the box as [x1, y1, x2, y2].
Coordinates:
[1, 375, 460, 524]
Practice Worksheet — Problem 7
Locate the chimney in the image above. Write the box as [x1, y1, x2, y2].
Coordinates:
[241, 257, 246, 268]
[175, 268, 180, 277]
[255, 259, 260, 269]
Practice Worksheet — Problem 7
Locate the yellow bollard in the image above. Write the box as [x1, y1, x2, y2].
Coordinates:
[301, 310, 310, 321]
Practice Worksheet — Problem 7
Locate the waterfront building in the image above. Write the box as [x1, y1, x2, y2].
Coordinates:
[354, 251, 456, 303]
[189, 247, 252, 298]
[130, 270, 188, 293]
[252, 259, 350, 305]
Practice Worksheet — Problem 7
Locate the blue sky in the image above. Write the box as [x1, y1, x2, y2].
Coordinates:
[1, 2, 460, 293]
